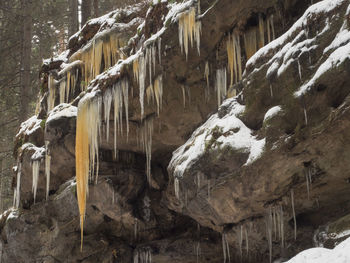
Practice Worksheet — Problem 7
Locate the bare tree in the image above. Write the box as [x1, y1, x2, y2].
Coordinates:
[69, 0, 79, 37]
[19, 0, 33, 122]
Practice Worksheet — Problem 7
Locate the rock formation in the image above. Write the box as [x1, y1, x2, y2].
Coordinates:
[2, 0, 350, 262]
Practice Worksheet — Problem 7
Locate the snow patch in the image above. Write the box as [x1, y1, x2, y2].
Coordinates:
[169, 98, 266, 178]
[47, 103, 77, 123]
[16, 116, 42, 138]
[264, 106, 282, 121]
[286, 236, 350, 263]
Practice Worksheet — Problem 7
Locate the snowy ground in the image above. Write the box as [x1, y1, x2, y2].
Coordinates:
[285, 236, 350, 263]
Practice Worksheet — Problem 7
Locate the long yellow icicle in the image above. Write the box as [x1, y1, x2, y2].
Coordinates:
[178, 7, 201, 59]
[244, 28, 257, 60]
[75, 99, 90, 251]
[258, 14, 265, 49]
[75, 95, 102, 250]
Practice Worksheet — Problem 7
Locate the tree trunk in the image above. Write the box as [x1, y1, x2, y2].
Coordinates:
[20, 0, 33, 122]
[93, 0, 99, 18]
[68, 0, 79, 37]
[81, 0, 92, 26]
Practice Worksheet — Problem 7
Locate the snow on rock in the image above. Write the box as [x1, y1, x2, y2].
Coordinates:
[169, 98, 266, 178]
[20, 143, 45, 161]
[264, 106, 282, 122]
[244, 0, 350, 96]
[246, 0, 346, 70]
[43, 50, 70, 65]
[297, 44, 350, 95]
[46, 103, 77, 123]
[286, 236, 350, 263]
[16, 116, 42, 138]
[86, 0, 197, 90]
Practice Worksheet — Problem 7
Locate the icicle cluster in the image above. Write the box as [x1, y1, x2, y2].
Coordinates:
[146, 75, 163, 116]
[222, 232, 231, 263]
[133, 247, 152, 263]
[265, 205, 285, 263]
[236, 224, 250, 261]
[215, 68, 227, 107]
[70, 34, 125, 89]
[75, 93, 102, 250]
[178, 3, 202, 59]
[75, 78, 130, 249]
[133, 42, 162, 117]
[244, 14, 275, 59]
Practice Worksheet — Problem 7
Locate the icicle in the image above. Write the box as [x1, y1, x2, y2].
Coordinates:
[235, 35, 242, 81]
[297, 59, 302, 82]
[244, 29, 257, 60]
[237, 225, 243, 261]
[196, 173, 201, 190]
[32, 160, 40, 204]
[181, 85, 186, 107]
[174, 177, 180, 199]
[266, 207, 273, 263]
[104, 89, 113, 142]
[47, 74, 56, 112]
[304, 107, 308, 125]
[14, 163, 21, 208]
[280, 205, 285, 248]
[138, 54, 147, 117]
[178, 6, 201, 59]
[140, 117, 154, 184]
[270, 84, 273, 98]
[59, 80, 66, 104]
[133, 247, 152, 263]
[158, 37, 162, 64]
[267, 16, 271, 44]
[112, 78, 130, 154]
[291, 189, 297, 240]
[75, 94, 102, 250]
[153, 75, 163, 116]
[134, 218, 138, 240]
[45, 141, 51, 200]
[215, 68, 227, 107]
[245, 226, 248, 254]
[305, 169, 310, 200]
[195, 241, 201, 263]
[227, 33, 236, 87]
[222, 233, 231, 263]
[258, 14, 265, 48]
[204, 61, 210, 99]
[271, 15, 275, 41]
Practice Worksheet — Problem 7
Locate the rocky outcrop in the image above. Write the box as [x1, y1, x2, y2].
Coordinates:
[167, 0, 350, 260]
[3, 0, 350, 262]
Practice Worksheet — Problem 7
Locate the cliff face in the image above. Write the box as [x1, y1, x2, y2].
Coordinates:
[2, 0, 350, 262]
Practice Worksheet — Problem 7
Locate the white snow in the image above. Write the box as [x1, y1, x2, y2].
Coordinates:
[31, 146, 45, 161]
[169, 98, 266, 178]
[264, 106, 282, 121]
[286, 236, 350, 263]
[16, 115, 42, 138]
[46, 103, 77, 123]
[246, 0, 346, 69]
[58, 60, 83, 76]
[295, 41, 350, 96]
[43, 50, 69, 65]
